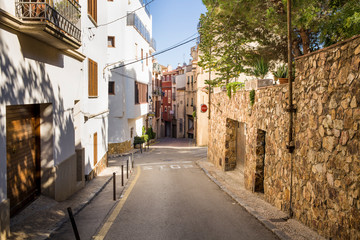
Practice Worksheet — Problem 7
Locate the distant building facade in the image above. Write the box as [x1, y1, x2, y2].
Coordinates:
[107, 0, 155, 154]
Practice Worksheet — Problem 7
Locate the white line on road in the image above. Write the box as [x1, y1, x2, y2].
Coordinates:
[137, 161, 192, 166]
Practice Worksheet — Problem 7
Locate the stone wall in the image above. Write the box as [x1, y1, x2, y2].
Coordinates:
[108, 141, 132, 155]
[208, 34, 360, 239]
[293, 35, 360, 239]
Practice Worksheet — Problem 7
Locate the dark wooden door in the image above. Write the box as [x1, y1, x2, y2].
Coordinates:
[236, 122, 246, 170]
[6, 105, 40, 216]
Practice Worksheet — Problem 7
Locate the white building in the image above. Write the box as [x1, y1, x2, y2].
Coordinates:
[0, 0, 109, 237]
[107, 0, 155, 154]
[79, 0, 109, 180]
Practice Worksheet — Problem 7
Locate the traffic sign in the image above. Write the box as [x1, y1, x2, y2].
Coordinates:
[201, 104, 208, 113]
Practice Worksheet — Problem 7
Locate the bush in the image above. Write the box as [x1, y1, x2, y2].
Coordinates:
[141, 134, 149, 143]
[146, 127, 156, 140]
[134, 136, 145, 145]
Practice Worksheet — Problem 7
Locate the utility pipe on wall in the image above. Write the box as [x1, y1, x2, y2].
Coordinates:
[287, 0, 296, 218]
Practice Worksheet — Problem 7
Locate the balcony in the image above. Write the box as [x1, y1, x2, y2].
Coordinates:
[150, 38, 156, 51]
[15, 0, 81, 50]
[127, 12, 156, 51]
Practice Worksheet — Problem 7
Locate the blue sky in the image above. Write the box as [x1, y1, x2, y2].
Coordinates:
[149, 0, 207, 68]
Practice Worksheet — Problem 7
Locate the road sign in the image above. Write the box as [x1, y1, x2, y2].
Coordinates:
[201, 104, 208, 113]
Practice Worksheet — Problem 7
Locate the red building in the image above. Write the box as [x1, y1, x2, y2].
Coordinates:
[161, 66, 183, 137]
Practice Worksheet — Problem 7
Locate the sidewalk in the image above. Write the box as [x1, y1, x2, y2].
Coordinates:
[196, 159, 325, 240]
[9, 149, 139, 240]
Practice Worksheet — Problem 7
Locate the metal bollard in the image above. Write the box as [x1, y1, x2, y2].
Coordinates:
[121, 165, 124, 186]
[127, 160, 129, 179]
[67, 207, 80, 240]
[113, 172, 116, 201]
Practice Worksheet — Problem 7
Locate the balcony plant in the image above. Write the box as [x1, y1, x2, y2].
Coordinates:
[250, 58, 269, 80]
[273, 64, 288, 84]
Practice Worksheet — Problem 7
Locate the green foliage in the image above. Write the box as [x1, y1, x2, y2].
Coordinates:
[250, 58, 269, 79]
[226, 82, 245, 98]
[199, 0, 360, 85]
[249, 90, 255, 106]
[272, 64, 288, 78]
[192, 111, 196, 118]
[141, 134, 149, 143]
[146, 127, 156, 140]
[142, 126, 146, 135]
[134, 136, 144, 145]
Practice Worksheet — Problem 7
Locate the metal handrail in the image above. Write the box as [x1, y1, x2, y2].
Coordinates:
[15, 0, 81, 42]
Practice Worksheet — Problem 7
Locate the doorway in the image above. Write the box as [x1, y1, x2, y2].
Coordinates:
[236, 122, 246, 172]
[6, 104, 41, 216]
[254, 129, 266, 193]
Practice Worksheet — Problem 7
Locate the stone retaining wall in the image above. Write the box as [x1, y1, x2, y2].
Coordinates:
[108, 141, 132, 155]
[208, 35, 360, 239]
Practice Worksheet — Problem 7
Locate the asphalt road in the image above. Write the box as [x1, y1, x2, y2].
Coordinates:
[100, 139, 278, 240]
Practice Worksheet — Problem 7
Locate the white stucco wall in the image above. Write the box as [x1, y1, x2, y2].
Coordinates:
[0, 22, 82, 200]
[107, 0, 153, 145]
[80, 0, 109, 174]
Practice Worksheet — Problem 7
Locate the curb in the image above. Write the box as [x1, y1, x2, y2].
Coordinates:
[47, 173, 114, 239]
[48, 152, 139, 239]
[196, 161, 292, 240]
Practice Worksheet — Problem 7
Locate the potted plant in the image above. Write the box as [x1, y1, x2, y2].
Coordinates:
[249, 58, 273, 88]
[273, 64, 288, 84]
[251, 58, 269, 80]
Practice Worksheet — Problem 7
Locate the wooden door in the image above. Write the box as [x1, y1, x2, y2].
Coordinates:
[6, 105, 40, 216]
[236, 122, 246, 170]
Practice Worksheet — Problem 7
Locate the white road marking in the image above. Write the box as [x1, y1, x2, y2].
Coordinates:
[170, 165, 181, 169]
[142, 164, 196, 171]
[183, 165, 194, 168]
[137, 161, 192, 166]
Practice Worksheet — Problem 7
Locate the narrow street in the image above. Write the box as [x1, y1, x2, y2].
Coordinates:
[91, 139, 278, 240]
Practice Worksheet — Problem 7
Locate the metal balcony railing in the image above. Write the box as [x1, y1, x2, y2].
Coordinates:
[127, 12, 150, 43]
[15, 0, 81, 42]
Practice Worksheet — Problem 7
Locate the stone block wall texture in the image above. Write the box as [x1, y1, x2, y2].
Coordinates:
[293, 35, 360, 239]
[208, 34, 360, 239]
[108, 141, 132, 155]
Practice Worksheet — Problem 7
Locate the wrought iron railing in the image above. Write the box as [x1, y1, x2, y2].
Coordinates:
[127, 12, 150, 43]
[15, 0, 81, 42]
[127, 12, 156, 51]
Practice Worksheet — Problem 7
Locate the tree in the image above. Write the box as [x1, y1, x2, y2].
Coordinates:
[198, 0, 360, 87]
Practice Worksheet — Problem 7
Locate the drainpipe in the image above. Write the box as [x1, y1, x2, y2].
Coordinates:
[208, 46, 212, 120]
[286, 0, 296, 218]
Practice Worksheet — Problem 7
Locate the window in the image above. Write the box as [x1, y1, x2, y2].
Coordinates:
[135, 82, 148, 104]
[88, 0, 97, 23]
[88, 58, 98, 97]
[165, 107, 167, 113]
[108, 36, 115, 47]
[191, 98, 193, 106]
[187, 98, 189, 106]
[187, 76, 190, 84]
[109, 81, 115, 95]
[191, 76, 193, 84]
[130, 127, 134, 138]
